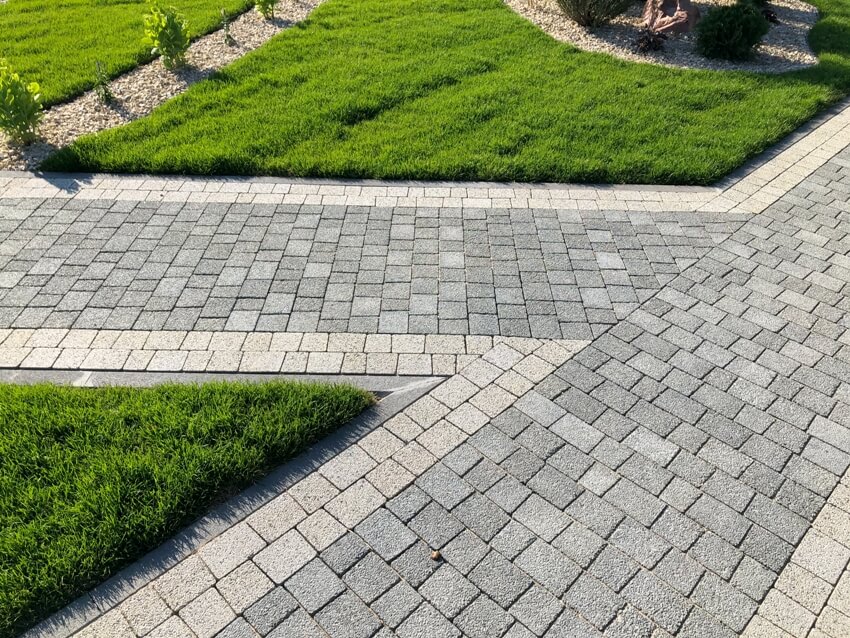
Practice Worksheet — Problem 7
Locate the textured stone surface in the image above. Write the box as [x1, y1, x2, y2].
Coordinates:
[15, 130, 850, 638]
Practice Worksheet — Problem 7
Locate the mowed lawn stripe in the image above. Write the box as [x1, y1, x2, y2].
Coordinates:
[44, 0, 850, 184]
[0, 381, 373, 638]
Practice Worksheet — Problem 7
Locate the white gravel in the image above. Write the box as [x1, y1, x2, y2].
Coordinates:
[0, 0, 322, 171]
[508, 0, 818, 72]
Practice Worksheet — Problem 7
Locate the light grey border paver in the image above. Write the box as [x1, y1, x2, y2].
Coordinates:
[1, 96, 848, 212]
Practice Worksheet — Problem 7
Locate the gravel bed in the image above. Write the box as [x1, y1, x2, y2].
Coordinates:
[0, 0, 322, 171]
[507, 0, 818, 72]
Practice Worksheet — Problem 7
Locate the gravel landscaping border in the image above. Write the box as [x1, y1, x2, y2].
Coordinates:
[0, 0, 323, 172]
[506, 0, 819, 73]
[18, 372, 441, 638]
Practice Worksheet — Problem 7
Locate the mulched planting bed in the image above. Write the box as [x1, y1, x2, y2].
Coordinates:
[0, 381, 373, 638]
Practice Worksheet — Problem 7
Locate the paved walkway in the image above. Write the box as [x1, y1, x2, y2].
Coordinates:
[4, 102, 850, 638]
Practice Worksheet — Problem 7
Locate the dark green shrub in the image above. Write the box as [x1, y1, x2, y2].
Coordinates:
[556, 0, 632, 27]
[696, 2, 770, 60]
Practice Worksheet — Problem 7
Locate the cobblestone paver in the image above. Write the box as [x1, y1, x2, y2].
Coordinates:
[0, 203, 745, 339]
[8, 111, 850, 638]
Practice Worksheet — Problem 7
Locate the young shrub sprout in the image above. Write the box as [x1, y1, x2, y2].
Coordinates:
[0, 59, 43, 144]
[143, 3, 191, 69]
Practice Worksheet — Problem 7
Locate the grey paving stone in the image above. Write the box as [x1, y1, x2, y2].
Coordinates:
[468, 550, 532, 608]
[217, 618, 260, 638]
[396, 602, 460, 638]
[0, 199, 729, 337]
[564, 572, 626, 629]
[489, 519, 535, 561]
[372, 581, 423, 629]
[604, 479, 665, 527]
[315, 591, 382, 638]
[465, 457, 508, 492]
[654, 549, 705, 596]
[321, 532, 371, 576]
[526, 464, 581, 509]
[730, 556, 777, 602]
[564, 491, 624, 539]
[265, 609, 325, 638]
[651, 507, 702, 551]
[513, 494, 568, 542]
[392, 541, 441, 587]
[588, 545, 642, 593]
[409, 502, 464, 549]
[342, 552, 399, 603]
[416, 463, 474, 510]
[387, 486, 430, 523]
[740, 524, 796, 573]
[602, 605, 654, 638]
[609, 518, 670, 569]
[355, 509, 418, 560]
[687, 494, 751, 546]
[443, 445, 483, 476]
[515, 537, 581, 596]
[553, 522, 606, 569]
[620, 570, 691, 634]
[470, 426, 520, 463]
[501, 448, 546, 483]
[746, 492, 810, 544]
[509, 585, 562, 636]
[419, 564, 479, 619]
[243, 587, 298, 636]
[691, 571, 758, 632]
[454, 595, 514, 638]
[452, 492, 511, 541]
[547, 608, 604, 637]
[440, 529, 490, 575]
[285, 559, 344, 613]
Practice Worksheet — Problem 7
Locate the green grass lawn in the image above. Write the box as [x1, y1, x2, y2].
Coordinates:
[0, 381, 373, 638]
[0, 0, 253, 106]
[43, 0, 850, 184]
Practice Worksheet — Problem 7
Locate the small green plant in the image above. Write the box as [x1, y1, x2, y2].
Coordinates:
[221, 8, 236, 46]
[696, 2, 770, 60]
[555, 0, 632, 27]
[143, 3, 190, 69]
[94, 61, 115, 105]
[0, 59, 43, 144]
[255, 0, 277, 19]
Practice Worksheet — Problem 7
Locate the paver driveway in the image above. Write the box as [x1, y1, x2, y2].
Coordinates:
[3, 105, 850, 638]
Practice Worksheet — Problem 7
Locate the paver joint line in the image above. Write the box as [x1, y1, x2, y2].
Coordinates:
[8, 100, 850, 638]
